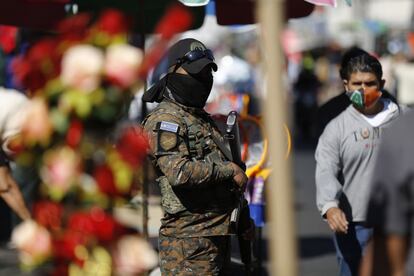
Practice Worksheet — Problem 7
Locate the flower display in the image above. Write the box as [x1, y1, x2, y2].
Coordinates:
[6, 7, 190, 275]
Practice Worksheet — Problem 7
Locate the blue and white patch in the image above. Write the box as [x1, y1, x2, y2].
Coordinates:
[160, 121, 179, 133]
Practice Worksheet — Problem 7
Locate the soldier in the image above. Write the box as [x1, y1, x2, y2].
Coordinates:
[142, 38, 249, 275]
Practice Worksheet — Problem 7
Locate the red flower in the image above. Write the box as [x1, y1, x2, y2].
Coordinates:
[68, 208, 123, 243]
[28, 39, 60, 65]
[94, 165, 118, 195]
[53, 230, 87, 262]
[68, 212, 95, 237]
[33, 201, 63, 231]
[116, 126, 149, 167]
[66, 120, 83, 148]
[155, 4, 193, 39]
[90, 207, 123, 242]
[11, 38, 61, 93]
[0, 26, 18, 54]
[95, 9, 130, 36]
[58, 13, 91, 42]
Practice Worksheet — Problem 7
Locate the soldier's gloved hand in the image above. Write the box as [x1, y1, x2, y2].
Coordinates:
[229, 162, 248, 192]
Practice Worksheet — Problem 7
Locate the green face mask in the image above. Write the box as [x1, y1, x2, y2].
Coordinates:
[346, 88, 382, 109]
[346, 90, 364, 108]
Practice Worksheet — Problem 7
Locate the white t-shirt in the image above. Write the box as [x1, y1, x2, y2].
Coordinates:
[361, 99, 398, 127]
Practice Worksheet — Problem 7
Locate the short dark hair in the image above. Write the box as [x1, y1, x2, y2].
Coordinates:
[341, 53, 383, 81]
[339, 46, 369, 79]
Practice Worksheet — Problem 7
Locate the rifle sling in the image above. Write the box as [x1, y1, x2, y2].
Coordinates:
[210, 132, 233, 163]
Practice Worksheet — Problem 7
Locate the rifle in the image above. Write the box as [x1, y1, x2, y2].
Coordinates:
[225, 111, 256, 275]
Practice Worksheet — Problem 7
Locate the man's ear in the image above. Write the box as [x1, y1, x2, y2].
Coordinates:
[343, 79, 349, 92]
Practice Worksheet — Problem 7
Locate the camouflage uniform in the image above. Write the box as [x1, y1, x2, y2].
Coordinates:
[143, 99, 238, 275]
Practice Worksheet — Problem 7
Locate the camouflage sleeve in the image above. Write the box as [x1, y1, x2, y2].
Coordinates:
[144, 113, 234, 188]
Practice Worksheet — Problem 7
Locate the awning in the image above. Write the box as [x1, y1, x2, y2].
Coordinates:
[0, 0, 315, 32]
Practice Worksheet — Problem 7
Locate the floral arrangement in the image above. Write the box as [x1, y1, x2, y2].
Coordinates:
[5, 7, 194, 275]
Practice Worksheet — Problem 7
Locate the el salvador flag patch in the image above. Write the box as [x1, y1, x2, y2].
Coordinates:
[160, 121, 179, 133]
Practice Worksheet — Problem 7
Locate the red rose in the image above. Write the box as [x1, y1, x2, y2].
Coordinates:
[33, 201, 63, 231]
[94, 165, 118, 195]
[155, 5, 192, 39]
[58, 13, 91, 42]
[116, 126, 149, 167]
[68, 212, 95, 237]
[90, 207, 123, 242]
[11, 38, 61, 93]
[66, 120, 83, 148]
[0, 26, 18, 54]
[95, 9, 129, 36]
[53, 230, 86, 261]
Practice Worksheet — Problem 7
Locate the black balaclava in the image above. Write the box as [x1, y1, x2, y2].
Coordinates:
[166, 68, 213, 108]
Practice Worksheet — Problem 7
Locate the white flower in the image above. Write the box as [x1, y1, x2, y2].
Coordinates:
[11, 220, 52, 266]
[104, 44, 143, 88]
[113, 235, 158, 275]
[61, 45, 104, 93]
[21, 98, 53, 146]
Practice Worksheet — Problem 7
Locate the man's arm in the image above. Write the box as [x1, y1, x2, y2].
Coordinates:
[144, 114, 235, 188]
[0, 165, 31, 221]
[315, 121, 348, 233]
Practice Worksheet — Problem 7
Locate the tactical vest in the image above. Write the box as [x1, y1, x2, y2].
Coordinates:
[145, 101, 236, 215]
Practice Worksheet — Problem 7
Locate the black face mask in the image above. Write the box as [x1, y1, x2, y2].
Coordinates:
[167, 72, 213, 108]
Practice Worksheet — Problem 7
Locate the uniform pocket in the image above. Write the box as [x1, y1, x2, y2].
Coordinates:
[158, 176, 186, 214]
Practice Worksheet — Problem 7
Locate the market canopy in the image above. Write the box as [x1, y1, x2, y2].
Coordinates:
[0, 0, 314, 32]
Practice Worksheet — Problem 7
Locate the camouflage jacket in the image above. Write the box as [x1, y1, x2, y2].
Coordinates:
[143, 99, 237, 237]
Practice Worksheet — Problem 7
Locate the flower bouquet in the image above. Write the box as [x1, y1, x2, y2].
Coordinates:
[6, 9, 173, 275]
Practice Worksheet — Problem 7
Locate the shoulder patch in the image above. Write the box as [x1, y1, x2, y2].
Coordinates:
[160, 121, 179, 133]
[159, 132, 178, 151]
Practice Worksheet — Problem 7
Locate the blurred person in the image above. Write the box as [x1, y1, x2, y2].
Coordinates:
[0, 87, 31, 223]
[359, 110, 414, 276]
[293, 67, 321, 144]
[315, 52, 403, 276]
[142, 38, 251, 275]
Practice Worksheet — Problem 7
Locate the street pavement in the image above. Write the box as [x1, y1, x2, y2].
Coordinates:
[0, 148, 338, 276]
[294, 147, 337, 276]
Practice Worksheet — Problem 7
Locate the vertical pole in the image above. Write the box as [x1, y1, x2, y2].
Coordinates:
[130, 0, 149, 240]
[257, 0, 298, 275]
[140, 39, 149, 241]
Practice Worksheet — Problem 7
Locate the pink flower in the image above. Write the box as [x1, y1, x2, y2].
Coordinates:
[104, 44, 143, 89]
[21, 98, 53, 146]
[60, 45, 104, 93]
[11, 220, 52, 266]
[113, 235, 158, 275]
[40, 146, 81, 201]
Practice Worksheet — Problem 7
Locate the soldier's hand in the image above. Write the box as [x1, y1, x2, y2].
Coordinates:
[230, 163, 248, 191]
[326, 207, 349, 234]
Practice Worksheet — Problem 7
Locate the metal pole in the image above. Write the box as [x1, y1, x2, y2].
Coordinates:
[130, 0, 149, 240]
[257, 0, 298, 275]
